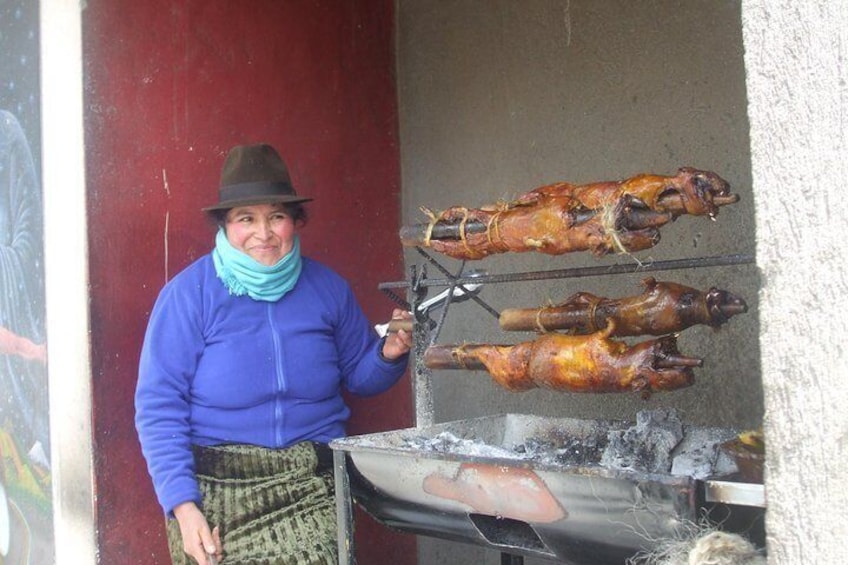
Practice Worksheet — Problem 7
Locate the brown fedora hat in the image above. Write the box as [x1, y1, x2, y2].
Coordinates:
[202, 144, 313, 211]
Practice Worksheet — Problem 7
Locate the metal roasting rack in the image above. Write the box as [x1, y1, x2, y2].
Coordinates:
[332, 248, 760, 564]
[384, 248, 755, 429]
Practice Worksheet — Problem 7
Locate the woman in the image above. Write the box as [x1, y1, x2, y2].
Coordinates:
[135, 144, 412, 564]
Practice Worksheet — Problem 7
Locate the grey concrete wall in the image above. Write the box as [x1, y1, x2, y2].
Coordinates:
[742, 2, 848, 563]
[396, 1, 758, 563]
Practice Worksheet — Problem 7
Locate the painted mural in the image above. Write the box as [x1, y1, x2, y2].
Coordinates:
[0, 0, 53, 563]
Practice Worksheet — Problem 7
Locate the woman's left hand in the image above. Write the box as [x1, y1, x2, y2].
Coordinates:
[381, 309, 413, 360]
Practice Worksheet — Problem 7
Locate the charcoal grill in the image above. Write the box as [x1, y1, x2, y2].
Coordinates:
[333, 251, 763, 564]
[331, 412, 764, 564]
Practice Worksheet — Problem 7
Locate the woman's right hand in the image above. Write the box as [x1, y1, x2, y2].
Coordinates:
[173, 501, 222, 564]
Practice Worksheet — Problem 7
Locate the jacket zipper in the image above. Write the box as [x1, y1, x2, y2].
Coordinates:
[268, 303, 287, 445]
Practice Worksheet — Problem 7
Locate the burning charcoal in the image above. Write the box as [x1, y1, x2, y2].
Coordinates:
[552, 436, 608, 466]
[600, 408, 685, 473]
[671, 445, 715, 479]
[511, 435, 608, 467]
[512, 437, 556, 458]
[670, 427, 739, 479]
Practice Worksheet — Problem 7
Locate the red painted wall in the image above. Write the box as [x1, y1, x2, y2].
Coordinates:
[83, 2, 414, 563]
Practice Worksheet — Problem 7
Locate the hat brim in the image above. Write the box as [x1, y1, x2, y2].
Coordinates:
[202, 194, 313, 212]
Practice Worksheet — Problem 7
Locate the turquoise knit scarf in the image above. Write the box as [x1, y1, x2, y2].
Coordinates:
[212, 227, 302, 302]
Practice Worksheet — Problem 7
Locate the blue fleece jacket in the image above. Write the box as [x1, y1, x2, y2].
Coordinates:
[135, 254, 408, 515]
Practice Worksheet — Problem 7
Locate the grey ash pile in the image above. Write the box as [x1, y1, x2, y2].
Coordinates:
[401, 409, 737, 479]
[600, 408, 737, 479]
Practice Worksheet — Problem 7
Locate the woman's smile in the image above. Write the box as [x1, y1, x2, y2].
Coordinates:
[225, 203, 298, 265]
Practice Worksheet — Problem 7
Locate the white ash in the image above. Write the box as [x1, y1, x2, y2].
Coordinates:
[401, 409, 736, 479]
[402, 432, 522, 459]
[671, 428, 738, 479]
[601, 408, 736, 479]
[401, 430, 609, 467]
[513, 435, 608, 467]
[601, 408, 685, 474]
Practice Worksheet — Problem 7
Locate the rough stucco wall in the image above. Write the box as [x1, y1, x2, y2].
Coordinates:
[398, 0, 759, 426]
[397, 1, 758, 563]
[741, 2, 848, 563]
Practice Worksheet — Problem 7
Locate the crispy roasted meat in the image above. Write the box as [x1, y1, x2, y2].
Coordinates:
[499, 277, 748, 336]
[400, 167, 738, 260]
[423, 322, 701, 396]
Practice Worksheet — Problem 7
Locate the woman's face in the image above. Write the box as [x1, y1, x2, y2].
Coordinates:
[225, 203, 298, 266]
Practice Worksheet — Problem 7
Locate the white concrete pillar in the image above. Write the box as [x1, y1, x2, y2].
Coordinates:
[742, 2, 848, 562]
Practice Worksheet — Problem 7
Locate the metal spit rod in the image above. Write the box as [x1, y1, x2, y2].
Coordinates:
[380, 251, 755, 292]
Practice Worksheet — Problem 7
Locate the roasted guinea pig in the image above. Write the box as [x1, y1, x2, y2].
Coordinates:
[423, 321, 701, 396]
[400, 167, 738, 260]
[499, 277, 748, 336]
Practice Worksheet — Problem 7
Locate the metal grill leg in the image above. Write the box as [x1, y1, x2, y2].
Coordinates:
[334, 450, 356, 565]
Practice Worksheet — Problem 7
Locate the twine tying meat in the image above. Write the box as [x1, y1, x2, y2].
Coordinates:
[420, 206, 438, 247]
[453, 344, 472, 370]
[485, 210, 507, 251]
[599, 198, 629, 255]
[585, 294, 603, 333]
[457, 208, 474, 257]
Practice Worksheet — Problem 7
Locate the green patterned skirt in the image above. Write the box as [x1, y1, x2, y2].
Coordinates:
[167, 442, 337, 565]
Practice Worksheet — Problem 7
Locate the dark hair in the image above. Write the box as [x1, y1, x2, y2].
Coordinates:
[206, 201, 308, 229]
